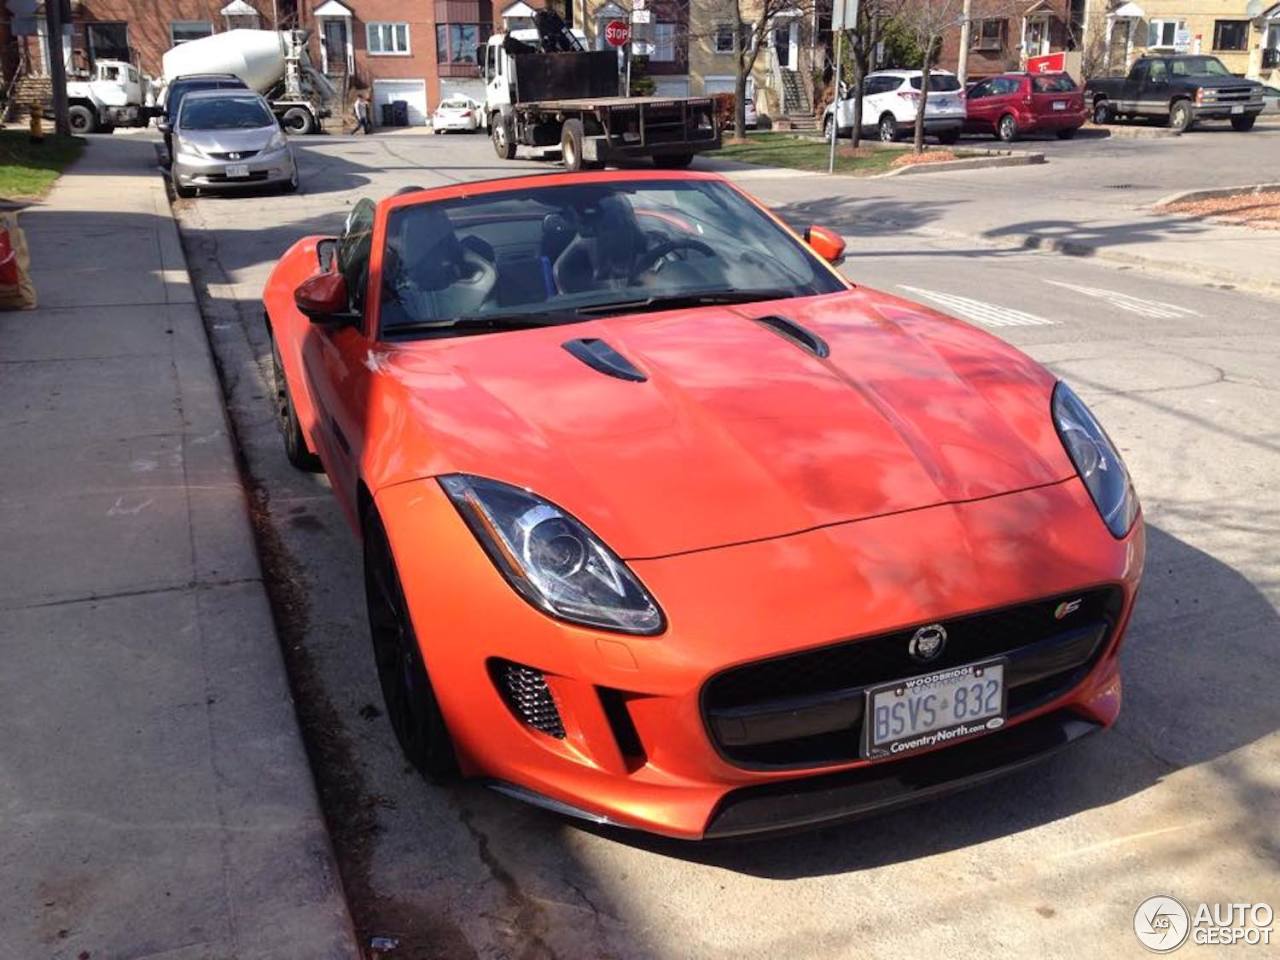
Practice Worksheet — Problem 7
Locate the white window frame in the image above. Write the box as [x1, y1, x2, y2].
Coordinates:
[652, 21, 676, 62]
[367, 21, 411, 56]
[170, 21, 214, 46]
[972, 18, 1005, 51]
[1146, 19, 1184, 48]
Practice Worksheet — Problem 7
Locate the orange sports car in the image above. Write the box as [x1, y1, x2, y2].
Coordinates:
[264, 171, 1143, 839]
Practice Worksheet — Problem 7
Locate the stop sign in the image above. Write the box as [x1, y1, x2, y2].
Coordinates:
[605, 20, 630, 47]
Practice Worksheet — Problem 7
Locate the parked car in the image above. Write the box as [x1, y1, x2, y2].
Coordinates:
[1084, 55, 1265, 132]
[264, 170, 1143, 840]
[432, 96, 482, 133]
[824, 70, 965, 144]
[964, 72, 1087, 141]
[159, 72, 249, 163]
[1262, 85, 1280, 115]
[167, 89, 298, 198]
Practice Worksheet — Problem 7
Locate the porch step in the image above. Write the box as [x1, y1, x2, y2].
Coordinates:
[4, 75, 52, 122]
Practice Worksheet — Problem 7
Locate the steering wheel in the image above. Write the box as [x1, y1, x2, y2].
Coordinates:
[629, 237, 717, 281]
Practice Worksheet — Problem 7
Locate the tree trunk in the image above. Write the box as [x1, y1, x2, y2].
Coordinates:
[914, 41, 932, 154]
[734, 70, 748, 140]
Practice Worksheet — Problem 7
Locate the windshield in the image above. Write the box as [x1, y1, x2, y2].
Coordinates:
[180, 96, 274, 130]
[1170, 57, 1231, 77]
[1032, 74, 1077, 93]
[379, 180, 846, 337]
[909, 75, 962, 91]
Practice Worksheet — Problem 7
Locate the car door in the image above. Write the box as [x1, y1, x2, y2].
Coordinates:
[302, 198, 377, 515]
[1141, 58, 1169, 113]
[965, 79, 994, 131]
[866, 76, 898, 125]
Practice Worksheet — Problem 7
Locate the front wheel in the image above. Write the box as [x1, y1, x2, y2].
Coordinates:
[822, 114, 835, 140]
[270, 336, 322, 471]
[1169, 100, 1194, 133]
[1230, 115, 1256, 132]
[491, 115, 516, 159]
[364, 512, 457, 782]
[170, 170, 196, 199]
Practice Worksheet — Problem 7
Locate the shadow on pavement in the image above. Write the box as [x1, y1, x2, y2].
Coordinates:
[983, 215, 1210, 252]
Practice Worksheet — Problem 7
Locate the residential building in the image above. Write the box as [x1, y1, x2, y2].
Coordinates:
[932, 0, 1087, 79]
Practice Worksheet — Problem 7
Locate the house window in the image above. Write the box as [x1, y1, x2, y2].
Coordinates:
[714, 23, 752, 54]
[367, 22, 410, 55]
[86, 22, 131, 62]
[436, 23, 487, 64]
[1212, 20, 1249, 52]
[971, 19, 1006, 51]
[1146, 19, 1185, 47]
[171, 21, 214, 45]
[653, 21, 676, 61]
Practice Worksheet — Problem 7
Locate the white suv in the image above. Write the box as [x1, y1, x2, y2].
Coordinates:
[824, 70, 965, 143]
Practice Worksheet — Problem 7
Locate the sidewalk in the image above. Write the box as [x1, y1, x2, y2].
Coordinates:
[0, 138, 358, 957]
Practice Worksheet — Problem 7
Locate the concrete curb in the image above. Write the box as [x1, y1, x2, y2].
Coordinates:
[1154, 182, 1280, 206]
[1083, 121, 1181, 139]
[875, 152, 1046, 177]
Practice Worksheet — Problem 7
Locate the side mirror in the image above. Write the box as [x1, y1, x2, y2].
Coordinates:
[157, 121, 171, 134]
[294, 272, 351, 324]
[804, 225, 846, 266]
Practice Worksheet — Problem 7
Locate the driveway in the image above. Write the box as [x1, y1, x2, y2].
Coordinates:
[172, 129, 1280, 958]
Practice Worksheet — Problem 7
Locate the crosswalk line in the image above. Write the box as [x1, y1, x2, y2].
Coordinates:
[1043, 279, 1200, 320]
[897, 285, 1056, 328]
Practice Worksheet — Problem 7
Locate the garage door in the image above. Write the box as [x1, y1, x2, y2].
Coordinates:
[703, 76, 735, 95]
[371, 79, 428, 126]
[652, 77, 690, 98]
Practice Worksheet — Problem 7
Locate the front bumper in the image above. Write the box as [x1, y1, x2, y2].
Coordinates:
[378, 476, 1144, 839]
[1192, 103, 1264, 120]
[172, 146, 296, 190]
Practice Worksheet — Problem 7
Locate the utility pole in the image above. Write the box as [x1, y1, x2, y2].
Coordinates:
[828, 29, 841, 174]
[45, 0, 70, 136]
[957, 0, 972, 85]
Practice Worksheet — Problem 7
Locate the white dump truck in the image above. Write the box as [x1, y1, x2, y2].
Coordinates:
[161, 29, 335, 134]
[64, 59, 154, 133]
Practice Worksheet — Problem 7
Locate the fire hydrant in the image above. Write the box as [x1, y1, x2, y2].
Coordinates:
[28, 106, 43, 143]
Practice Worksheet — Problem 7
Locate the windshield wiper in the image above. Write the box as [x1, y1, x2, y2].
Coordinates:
[381, 311, 583, 338]
[573, 289, 796, 317]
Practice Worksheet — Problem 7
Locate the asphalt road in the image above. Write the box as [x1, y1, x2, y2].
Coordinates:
[170, 129, 1280, 959]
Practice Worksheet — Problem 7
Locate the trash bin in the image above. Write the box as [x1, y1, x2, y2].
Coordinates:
[391, 100, 410, 127]
[380, 102, 396, 128]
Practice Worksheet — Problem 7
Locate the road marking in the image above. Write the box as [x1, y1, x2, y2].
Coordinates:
[898, 285, 1056, 328]
[1044, 279, 1200, 320]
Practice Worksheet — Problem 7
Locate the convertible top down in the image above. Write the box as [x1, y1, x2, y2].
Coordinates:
[264, 170, 1144, 838]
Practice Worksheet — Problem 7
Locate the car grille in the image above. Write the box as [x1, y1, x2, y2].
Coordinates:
[202, 171, 270, 183]
[702, 587, 1124, 769]
[494, 660, 566, 739]
[1209, 86, 1257, 103]
[208, 150, 260, 159]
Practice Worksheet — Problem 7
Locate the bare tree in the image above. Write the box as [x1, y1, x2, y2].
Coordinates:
[704, 0, 816, 140]
[840, 0, 890, 148]
[886, 0, 964, 152]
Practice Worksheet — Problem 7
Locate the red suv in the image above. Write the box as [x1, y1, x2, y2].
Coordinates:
[964, 73, 1087, 141]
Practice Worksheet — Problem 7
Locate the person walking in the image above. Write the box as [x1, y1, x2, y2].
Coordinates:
[351, 94, 373, 135]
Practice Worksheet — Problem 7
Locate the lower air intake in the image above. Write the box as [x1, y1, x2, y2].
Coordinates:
[496, 661, 566, 739]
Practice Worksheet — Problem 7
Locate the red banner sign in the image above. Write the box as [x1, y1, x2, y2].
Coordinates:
[1027, 52, 1067, 74]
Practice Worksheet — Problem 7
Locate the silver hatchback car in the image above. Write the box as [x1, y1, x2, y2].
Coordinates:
[167, 89, 298, 197]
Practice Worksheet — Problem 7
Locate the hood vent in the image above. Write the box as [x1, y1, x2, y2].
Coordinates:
[753, 315, 830, 359]
[562, 338, 647, 382]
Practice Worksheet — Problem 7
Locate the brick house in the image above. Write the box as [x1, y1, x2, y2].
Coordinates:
[934, 0, 1088, 79]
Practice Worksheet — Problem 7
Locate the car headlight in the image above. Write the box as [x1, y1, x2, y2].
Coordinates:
[1052, 381, 1139, 538]
[267, 130, 288, 151]
[439, 475, 664, 635]
[176, 139, 206, 159]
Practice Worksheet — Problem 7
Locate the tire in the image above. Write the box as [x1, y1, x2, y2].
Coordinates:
[281, 106, 314, 135]
[653, 152, 693, 169]
[997, 113, 1018, 142]
[822, 114, 835, 139]
[936, 129, 960, 145]
[878, 113, 899, 142]
[279, 164, 300, 194]
[363, 511, 457, 782]
[491, 114, 516, 159]
[1230, 115, 1256, 132]
[1057, 126, 1078, 140]
[170, 169, 196, 199]
[1168, 100, 1194, 133]
[68, 104, 97, 134]
[270, 336, 323, 472]
[1092, 99, 1112, 125]
[561, 118, 586, 172]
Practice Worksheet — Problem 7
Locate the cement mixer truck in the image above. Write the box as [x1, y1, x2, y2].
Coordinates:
[161, 29, 335, 134]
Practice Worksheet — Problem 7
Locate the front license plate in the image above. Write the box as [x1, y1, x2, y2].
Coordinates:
[1053, 100, 1066, 111]
[864, 659, 1006, 759]
[226, 163, 250, 178]
[1231, 105, 1244, 115]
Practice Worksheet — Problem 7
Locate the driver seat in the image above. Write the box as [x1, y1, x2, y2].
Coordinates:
[553, 195, 647, 295]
